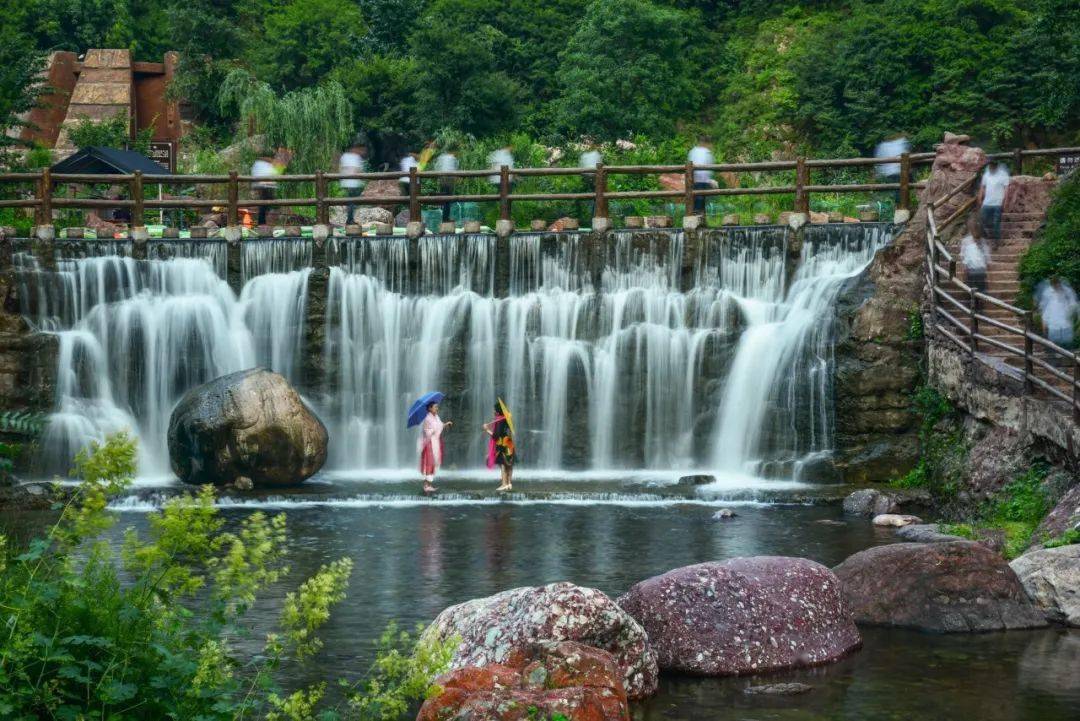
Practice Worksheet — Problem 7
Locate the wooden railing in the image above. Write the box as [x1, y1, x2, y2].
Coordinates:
[0, 152, 942, 228]
[924, 156, 1080, 421]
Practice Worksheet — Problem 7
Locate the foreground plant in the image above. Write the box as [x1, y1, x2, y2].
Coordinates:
[0, 432, 452, 720]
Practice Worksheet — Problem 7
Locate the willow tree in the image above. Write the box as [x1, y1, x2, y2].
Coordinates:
[218, 68, 353, 173]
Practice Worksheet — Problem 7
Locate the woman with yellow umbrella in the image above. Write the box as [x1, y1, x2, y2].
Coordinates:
[483, 398, 516, 492]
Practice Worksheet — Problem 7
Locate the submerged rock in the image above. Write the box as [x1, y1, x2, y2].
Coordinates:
[895, 523, 966, 543]
[424, 582, 658, 699]
[833, 541, 1047, 632]
[417, 641, 629, 721]
[744, 682, 813, 696]
[842, 488, 930, 516]
[679, 474, 716, 486]
[617, 557, 861, 676]
[712, 508, 737, 520]
[872, 513, 922, 527]
[167, 368, 328, 488]
[1010, 545, 1080, 627]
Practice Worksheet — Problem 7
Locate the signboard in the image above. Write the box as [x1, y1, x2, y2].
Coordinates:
[148, 141, 175, 172]
[1057, 153, 1080, 177]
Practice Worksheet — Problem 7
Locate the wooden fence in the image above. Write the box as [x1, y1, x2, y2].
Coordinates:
[924, 150, 1080, 421]
[0, 152, 945, 227]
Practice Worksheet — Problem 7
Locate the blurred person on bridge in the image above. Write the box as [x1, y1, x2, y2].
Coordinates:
[874, 134, 911, 206]
[978, 160, 1011, 248]
[398, 148, 419, 220]
[434, 145, 460, 222]
[687, 136, 715, 214]
[338, 140, 367, 226]
[251, 154, 278, 225]
[579, 145, 602, 221]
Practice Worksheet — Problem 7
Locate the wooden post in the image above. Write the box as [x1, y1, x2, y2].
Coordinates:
[39, 167, 52, 226]
[795, 157, 809, 213]
[969, 288, 979, 354]
[315, 170, 328, 225]
[499, 165, 511, 222]
[594, 163, 608, 220]
[899, 152, 911, 211]
[131, 171, 144, 227]
[409, 165, 421, 221]
[1023, 311, 1034, 393]
[1013, 147, 1023, 175]
[684, 161, 695, 216]
[227, 171, 239, 227]
[1073, 353, 1079, 423]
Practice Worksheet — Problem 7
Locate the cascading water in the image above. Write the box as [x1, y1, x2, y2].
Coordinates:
[711, 224, 890, 477]
[21, 224, 890, 480]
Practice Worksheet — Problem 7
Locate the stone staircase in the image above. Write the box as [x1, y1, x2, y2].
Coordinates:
[939, 198, 1075, 395]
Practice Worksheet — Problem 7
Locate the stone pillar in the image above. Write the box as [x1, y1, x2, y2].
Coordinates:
[495, 219, 514, 238]
[494, 232, 511, 298]
[131, 226, 148, 261]
[32, 225, 56, 272]
[226, 234, 243, 294]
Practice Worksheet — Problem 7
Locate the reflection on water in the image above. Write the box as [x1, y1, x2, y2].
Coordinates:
[3, 501, 1077, 720]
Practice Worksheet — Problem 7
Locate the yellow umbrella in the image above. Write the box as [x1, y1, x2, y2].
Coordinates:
[497, 397, 515, 435]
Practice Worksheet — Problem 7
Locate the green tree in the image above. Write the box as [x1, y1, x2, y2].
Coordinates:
[249, 0, 366, 90]
[552, 0, 701, 140]
[1019, 173, 1080, 304]
[0, 38, 45, 161]
[408, 0, 524, 138]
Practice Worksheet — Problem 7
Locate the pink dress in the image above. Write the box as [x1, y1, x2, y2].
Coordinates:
[418, 412, 445, 475]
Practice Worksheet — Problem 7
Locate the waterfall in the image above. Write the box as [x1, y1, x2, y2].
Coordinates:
[20, 224, 890, 480]
[26, 245, 313, 476]
[711, 224, 890, 476]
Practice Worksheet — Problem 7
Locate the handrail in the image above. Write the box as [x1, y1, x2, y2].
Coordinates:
[925, 170, 1080, 421]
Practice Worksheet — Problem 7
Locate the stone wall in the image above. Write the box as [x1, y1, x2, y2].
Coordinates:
[832, 139, 989, 482]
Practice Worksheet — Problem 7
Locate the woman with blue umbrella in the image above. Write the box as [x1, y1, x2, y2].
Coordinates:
[408, 391, 452, 494]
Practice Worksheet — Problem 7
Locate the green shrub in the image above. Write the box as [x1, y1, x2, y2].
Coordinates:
[0, 432, 454, 720]
[1019, 173, 1080, 306]
[1043, 528, 1080, 548]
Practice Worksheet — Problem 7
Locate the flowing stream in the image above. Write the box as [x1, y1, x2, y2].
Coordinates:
[14, 226, 889, 479]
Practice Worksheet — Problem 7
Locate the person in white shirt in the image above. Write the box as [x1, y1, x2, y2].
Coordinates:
[978, 161, 1011, 247]
[875, 135, 911, 206]
[1037, 277, 1079, 352]
[959, 216, 990, 294]
[338, 142, 367, 225]
[251, 156, 278, 225]
[434, 149, 460, 222]
[687, 137, 715, 214]
[488, 147, 514, 186]
[579, 147, 602, 221]
[398, 150, 419, 219]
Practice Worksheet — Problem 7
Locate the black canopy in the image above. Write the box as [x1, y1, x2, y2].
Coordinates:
[51, 146, 170, 175]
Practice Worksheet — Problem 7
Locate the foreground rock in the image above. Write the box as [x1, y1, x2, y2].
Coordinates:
[617, 557, 860, 676]
[424, 582, 657, 699]
[1010, 545, 1080, 627]
[167, 368, 328, 488]
[833, 541, 1047, 632]
[417, 641, 629, 721]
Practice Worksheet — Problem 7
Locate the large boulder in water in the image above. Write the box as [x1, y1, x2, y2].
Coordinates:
[417, 641, 629, 721]
[423, 582, 658, 699]
[167, 368, 328, 488]
[1010, 545, 1080, 627]
[617, 557, 861, 676]
[833, 541, 1047, 632]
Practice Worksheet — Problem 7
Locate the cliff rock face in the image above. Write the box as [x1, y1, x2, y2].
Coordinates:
[833, 138, 988, 482]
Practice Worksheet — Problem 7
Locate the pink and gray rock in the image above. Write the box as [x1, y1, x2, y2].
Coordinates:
[424, 582, 658, 699]
[833, 541, 1047, 632]
[616, 557, 861, 676]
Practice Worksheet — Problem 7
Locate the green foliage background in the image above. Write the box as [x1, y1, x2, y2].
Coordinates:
[3, 0, 1078, 165]
[1019, 173, 1080, 303]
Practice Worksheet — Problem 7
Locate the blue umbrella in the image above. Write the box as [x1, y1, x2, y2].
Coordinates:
[407, 391, 445, 428]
